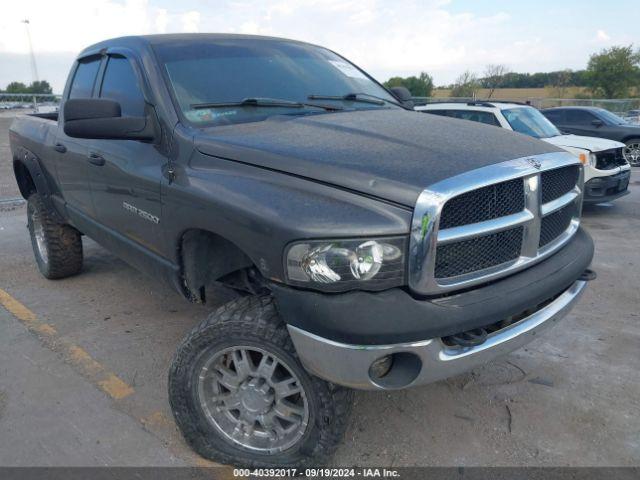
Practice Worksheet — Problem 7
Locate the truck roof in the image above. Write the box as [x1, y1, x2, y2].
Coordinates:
[417, 101, 528, 111]
[78, 33, 314, 58]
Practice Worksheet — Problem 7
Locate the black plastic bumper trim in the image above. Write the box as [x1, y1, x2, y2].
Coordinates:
[271, 227, 594, 345]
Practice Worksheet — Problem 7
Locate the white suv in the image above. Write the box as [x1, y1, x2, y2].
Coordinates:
[415, 101, 631, 204]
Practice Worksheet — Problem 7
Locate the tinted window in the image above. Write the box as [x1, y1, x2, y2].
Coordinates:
[155, 40, 399, 126]
[69, 58, 101, 99]
[449, 110, 500, 126]
[424, 110, 451, 117]
[99, 56, 145, 116]
[595, 108, 628, 125]
[566, 109, 596, 125]
[542, 110, 563, 123]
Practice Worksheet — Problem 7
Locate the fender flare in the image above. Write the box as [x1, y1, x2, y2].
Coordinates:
[13, 147, 63, 222]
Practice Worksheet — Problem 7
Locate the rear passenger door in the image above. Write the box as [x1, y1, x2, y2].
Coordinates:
[541, 109, 565, 130]
[55, 56, 102, 219]
[563, 109, 601, 137]
[87, 54, 166, 257]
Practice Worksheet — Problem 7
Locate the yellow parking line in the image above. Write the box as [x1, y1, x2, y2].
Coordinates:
[0, 288, 38, 322]
[0, 287, 134, 401]
[99, 374, 135, 400]
[0, 288, 236, 469]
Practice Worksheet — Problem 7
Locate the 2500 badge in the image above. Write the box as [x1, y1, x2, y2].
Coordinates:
[122, 201, 160, 224]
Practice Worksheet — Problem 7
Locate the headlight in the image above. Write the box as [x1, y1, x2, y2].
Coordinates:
[589, 153, 598, 167]
[285, 237, 406, 291]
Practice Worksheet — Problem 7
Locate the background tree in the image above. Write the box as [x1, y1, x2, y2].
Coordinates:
[28, 80, 53, 94]
[482, 64, 509, 98]
[5, 82, 28, 93]
[451, 70, 479, 97]
[3, 80, 53, 94]
[384, 71, 434, 97]
[586, 45, 640, 98]
[550, 69, 574, 97]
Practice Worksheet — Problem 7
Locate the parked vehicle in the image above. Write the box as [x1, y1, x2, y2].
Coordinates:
[416, 102, 631, 204]
[624, 109, 640, 125]
[10, 34, 594, 467]
[541, 106, 640, 167]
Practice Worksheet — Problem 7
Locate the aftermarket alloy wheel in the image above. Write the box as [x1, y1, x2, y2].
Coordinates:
[196, 345, 310, 454]
[168, 295, 353, 467]
[623, 139, 640, 166]
[27, 193, 83, 279]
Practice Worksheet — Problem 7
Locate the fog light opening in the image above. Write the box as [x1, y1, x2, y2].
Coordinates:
[368, 352, 422, 389]
[369, 355, 393, 379]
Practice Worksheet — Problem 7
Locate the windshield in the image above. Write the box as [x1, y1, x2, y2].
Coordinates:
[154, 39, 399, 126]
[502, 107, 561, 139]
[596, 108, 628, 125]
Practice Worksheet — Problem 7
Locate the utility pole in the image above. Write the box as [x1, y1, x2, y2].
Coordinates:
[21, 19, 39, 84]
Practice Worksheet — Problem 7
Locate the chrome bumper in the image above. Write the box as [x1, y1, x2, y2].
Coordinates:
[288, 280, 587, 390]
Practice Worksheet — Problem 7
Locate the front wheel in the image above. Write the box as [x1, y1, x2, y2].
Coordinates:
[623, 138, 640, 167]
[168, 296, 353, 467]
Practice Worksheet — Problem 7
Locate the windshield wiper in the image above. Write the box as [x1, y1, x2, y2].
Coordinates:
[308, 92, 402, 107]
[191, 97, 342, 111]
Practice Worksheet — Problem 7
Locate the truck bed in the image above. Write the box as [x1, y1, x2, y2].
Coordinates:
[9, 113, 58, 168]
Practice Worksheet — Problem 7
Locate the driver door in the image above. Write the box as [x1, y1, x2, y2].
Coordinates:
[87, 54, 166, 259]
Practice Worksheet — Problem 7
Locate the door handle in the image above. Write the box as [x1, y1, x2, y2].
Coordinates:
[88, 152, 105, 166]
[54, 143, 67, 153]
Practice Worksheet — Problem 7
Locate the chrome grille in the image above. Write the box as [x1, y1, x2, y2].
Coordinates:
[541, 165, 579, 203]
[539, 204, 574, 247]
[439, 178, 524, 229]
[435, 227, 523, 278]
[409, 153, 583, 295]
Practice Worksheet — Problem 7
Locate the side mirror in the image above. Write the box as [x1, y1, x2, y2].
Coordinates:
[389, 86, 414, 109]
[591, 119, 604, 128]
[63, 98, 156, 141]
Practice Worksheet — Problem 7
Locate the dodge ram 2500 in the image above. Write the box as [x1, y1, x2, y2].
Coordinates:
[10, 34, 595, 467]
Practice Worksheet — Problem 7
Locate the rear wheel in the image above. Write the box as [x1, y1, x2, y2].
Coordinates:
[623, 139, 640, 166]
[169, 295, 353, 467]
[27, 193, 83, 279]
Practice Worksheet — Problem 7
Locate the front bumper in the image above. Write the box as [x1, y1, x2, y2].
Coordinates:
[288, 280, 587, 390]
[584, 169, 630, 203]
[272, 228, 594, 346]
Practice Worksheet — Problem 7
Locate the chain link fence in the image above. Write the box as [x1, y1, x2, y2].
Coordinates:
[0, 93, 61, 114]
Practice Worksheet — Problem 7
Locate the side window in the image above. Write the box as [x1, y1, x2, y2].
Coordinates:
[566, 109, 595, 125]
[450, 110, 500, 126]
[542, 110, 563, 123]
[69, 58, 101, 99]
[425, 110, 451, 117]
[477, 111, 500, 126]
[99, 56, 146, 117]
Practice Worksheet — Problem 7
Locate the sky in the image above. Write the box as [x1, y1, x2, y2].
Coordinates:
[0, 0, 638, 94]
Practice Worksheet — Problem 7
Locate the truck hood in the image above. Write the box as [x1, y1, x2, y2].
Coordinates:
[194, 109, 561, 207]
[543, 134, 625, 153]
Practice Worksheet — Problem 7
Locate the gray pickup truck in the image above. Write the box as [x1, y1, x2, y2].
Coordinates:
[10, 34, 594, 467]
